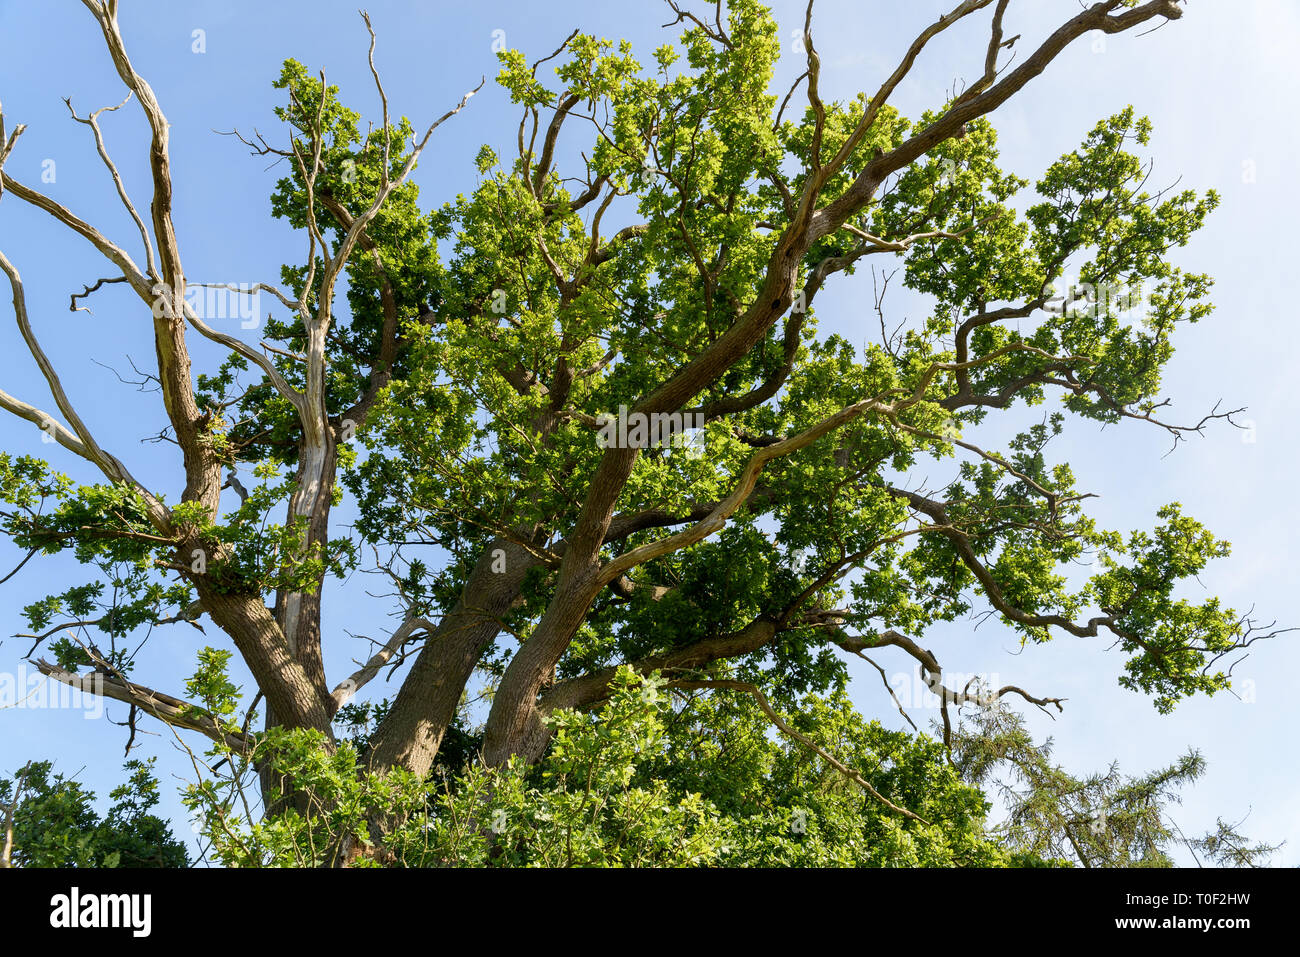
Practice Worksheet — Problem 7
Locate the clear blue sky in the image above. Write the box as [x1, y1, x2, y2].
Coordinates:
[1, 0, 1296, 865]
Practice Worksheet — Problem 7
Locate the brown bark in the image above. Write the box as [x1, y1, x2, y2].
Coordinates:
[363, 537, 541, 775]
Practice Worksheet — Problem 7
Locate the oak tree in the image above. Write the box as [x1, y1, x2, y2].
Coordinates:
[0, 0, 1280, 862]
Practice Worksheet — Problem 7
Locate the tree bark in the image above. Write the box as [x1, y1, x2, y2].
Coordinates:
[364, 537, 541, 775]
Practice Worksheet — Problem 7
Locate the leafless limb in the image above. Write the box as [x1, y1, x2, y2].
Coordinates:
[63, 92, 158, 278]
[32, 657, 253, 755]
[330, 615, 437, 709]
[69, 275, 130, 314]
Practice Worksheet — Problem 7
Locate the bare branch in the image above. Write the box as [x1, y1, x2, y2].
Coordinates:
[331, 616, 436, 709]
[0, 249, 170, 527]
[32, 658, 254, 756]
[69, 275, 130, 314]
[63, 92, 158, 279]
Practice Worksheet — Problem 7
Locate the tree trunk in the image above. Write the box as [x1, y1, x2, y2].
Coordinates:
[364, 537, 540, 776]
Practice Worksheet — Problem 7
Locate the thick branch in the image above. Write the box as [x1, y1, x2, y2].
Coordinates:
[32, 658, 254, 755]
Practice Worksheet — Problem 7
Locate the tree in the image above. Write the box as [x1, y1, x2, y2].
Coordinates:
[186, 668, 1030, 867]
[0, 0, 1283, 862]
[0, 758, 188, 868]
[183, 668, 1263, 867]
[950, 705, 1280, 867]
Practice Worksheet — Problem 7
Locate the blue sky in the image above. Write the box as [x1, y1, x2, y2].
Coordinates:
[1, 0, 1296, 865]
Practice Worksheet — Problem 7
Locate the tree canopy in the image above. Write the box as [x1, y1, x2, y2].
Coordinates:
[0, 0, 1283, 866]
[1, 758, 188, 868]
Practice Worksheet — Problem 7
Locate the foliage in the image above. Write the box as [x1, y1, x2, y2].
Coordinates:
[0, 0, 1283, 868]
[951, 705, 1279, 867]
[185, 668, 1029, 867]
[0, 758, 188, 868]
